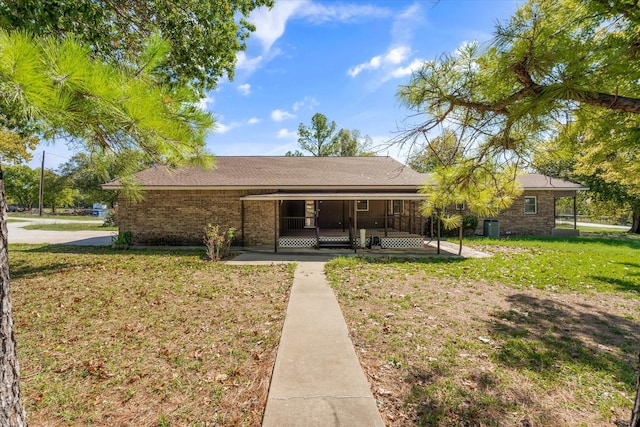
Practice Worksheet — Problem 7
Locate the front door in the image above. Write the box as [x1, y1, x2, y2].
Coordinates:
[304, 200, 316, 228]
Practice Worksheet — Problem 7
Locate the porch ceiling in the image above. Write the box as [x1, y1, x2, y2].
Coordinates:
[240, 192, 426, 201]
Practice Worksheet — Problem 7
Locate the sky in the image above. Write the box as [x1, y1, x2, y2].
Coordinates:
[31, 0, 522, 170]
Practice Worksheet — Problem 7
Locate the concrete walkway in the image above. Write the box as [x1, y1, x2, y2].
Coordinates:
[262, 261, 384, 427]
[228, 254, 384, 426]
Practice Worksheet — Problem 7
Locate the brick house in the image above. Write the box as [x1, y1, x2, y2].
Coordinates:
[103, 156, 585, 249]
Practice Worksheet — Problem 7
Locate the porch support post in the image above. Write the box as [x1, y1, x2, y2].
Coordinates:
[274, 200, 278, 253]
[241, 199, 245, 247]
[573, 194, 577, 230]
[384, 200, 388, 237]
[354, 200, 358, 247]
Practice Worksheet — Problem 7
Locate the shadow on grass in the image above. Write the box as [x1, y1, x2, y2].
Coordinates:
[405, 294, 639, 426]
[12, 244, 205, 257]
[469, 234, 640, 250]
[9, 259, 71, 281]
[489, 294, 638, 378]
[592, 275, 640, 294]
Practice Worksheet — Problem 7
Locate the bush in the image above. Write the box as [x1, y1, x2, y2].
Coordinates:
[424, 215, 479, 238]
[203, 224, 236, 261]
[102, 209, 117, 227]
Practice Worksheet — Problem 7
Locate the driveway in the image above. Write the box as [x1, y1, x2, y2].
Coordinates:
[7, 217, 113, 246]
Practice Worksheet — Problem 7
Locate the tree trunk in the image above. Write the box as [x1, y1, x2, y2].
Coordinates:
[458, 225, 463, 256]
[630, 207, 640, 234]
[630, 350, 640, 427]
[436, 213, 441, 255]
[0, 172, 27, 426]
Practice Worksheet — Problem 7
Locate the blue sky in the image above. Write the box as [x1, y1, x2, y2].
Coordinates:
[32, 0, 521, 170]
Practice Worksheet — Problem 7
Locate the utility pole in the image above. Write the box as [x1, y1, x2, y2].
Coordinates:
[38, 151, 44, 216]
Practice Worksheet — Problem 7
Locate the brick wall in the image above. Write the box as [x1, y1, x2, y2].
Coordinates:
[477, 191, 557, 236]
[117, 189, 277, 246]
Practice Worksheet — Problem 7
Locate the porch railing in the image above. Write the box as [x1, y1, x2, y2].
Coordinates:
[280, 217, 308, 234]
[351, 215, 423, 235]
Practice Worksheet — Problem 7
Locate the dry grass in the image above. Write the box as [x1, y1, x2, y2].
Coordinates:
[10, 245, 294, 426]
[327, 238, 640, 426]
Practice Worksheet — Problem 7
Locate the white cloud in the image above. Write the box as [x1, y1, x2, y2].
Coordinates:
[236, 51, 264, 73]
[296, 3, 391, 24]
[197, 93, 214, 111]
[250, 1, 308, 52]
[277, 128, 298, 139]
[391, 58, 424, 78]
[348, 45, 413, 79]
[247, 117, 261, 125]
[244, 1, 391, 77]
[347, 55, 383, 77]
[292, 96, 318, 112]
[215, 121, 240, 134]
[271, 109, 296, 122]
[385, 46, 410, 65]
[392, 3, 424, 44]
[237, 83, 251, 96]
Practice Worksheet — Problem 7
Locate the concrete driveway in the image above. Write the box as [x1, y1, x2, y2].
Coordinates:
[7, 216, 114, 246]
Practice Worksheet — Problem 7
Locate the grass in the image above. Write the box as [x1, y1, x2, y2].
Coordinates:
[22, 223, 117, 232]
[10, 245, 295, 426]
[326, 235, 640, 426]
[8, 213, 105, 221]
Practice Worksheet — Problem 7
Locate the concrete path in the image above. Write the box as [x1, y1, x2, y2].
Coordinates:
[228, 254, 384, 426]
[262, 261, 384, 427]
[7, 216, 113, 245]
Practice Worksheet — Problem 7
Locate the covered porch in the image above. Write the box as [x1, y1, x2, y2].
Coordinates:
[241, 192, 426, 251]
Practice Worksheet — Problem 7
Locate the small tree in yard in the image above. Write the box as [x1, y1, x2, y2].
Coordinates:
[421, 161, 522, 255]
[204, 224, 236, 261]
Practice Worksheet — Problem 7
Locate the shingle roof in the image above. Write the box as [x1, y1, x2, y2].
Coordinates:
[102, 157, 587, 191]
[517, 173, 587, 190]
[103, 156, 428, 190]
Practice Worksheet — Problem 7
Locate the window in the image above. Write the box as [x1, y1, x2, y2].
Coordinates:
[356, 200, 369, 211]
[391, 200, 404, 214]
[524, 196, 537, 214]
[455, 202, 465, 211]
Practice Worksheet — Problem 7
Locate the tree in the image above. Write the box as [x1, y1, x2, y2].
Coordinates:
[296, 113, 375, 157]
[408, 130, 463, 173]
[58, 150, 152, 208]
[0, 31, 214, 424]
[297, 113, 340, 156]
[42, 170, 76, 213]
[0, 0, 273, 91]
[397, 1, 640, 422]
[334, 129, 375, 156]
[395, 0, 640, 218]
[3, 165, 39, 210]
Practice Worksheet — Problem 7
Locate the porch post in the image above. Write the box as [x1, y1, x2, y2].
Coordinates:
[241, 199, 245, 247]
[573, 195, 577, 230]
[274, 200, 278, 253]
[384, 200, 388, 237]
[353, 200, 358, 244]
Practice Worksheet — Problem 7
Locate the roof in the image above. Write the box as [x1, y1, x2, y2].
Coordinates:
[103, 156, 427, 190]
[517, 174, 587, 190]
[102, 157, 587, 192]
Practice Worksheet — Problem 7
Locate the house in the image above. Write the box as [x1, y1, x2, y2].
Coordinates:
[102, 156, 586, 249]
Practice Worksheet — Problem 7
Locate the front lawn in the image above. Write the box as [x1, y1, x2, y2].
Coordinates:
[327, 236, 640, 426]
[10, 245, 294, 426]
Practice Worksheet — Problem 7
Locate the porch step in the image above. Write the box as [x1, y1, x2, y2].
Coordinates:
[317, 237, 353, 249]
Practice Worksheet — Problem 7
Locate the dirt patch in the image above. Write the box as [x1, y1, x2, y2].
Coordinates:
[328, 260, 640, 426]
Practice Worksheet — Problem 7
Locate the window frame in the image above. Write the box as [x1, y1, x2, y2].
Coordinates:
[356, 200, 369, 212]
[524, 196, 537, 214]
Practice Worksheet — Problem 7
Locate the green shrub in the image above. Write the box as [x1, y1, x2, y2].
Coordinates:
[203, 224, 236, 261]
